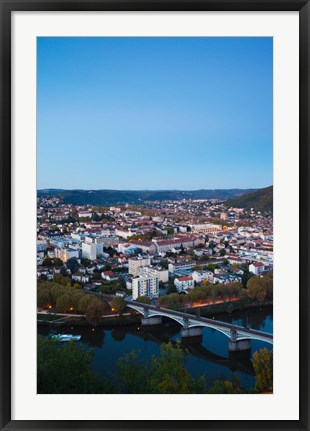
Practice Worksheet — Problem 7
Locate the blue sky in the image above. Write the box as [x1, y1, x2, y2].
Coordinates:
[37, 37, 273, 190]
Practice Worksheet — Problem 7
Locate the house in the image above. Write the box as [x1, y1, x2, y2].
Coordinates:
[101, 271, 119, 281]
[213, 274, 242, 284]
[72, 272, 90, 283]
[174, 276, 194, 293]
[249, 262, 265, 275]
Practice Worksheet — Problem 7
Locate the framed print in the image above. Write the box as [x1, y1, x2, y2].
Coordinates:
[1, 0, 309, 430]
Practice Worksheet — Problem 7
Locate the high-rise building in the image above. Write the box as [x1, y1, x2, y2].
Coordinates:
[128, 256, 151, 276]
[82, 242, 97, 261]
[55, 247, 79, 262]
[140, 266, 169, 283]
[132, 274, 159, 300]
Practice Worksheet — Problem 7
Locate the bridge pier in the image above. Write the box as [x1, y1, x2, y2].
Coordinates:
[229, 329, 251, 352]
[228, 339, 251, 352]
[181, 326, 203, 339]
[141, 316, 163, 326]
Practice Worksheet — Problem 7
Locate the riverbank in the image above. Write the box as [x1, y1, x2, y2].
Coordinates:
[186, 299, 273, 317]
[37, 312, 141, 327]
[37, 298, 272, 329]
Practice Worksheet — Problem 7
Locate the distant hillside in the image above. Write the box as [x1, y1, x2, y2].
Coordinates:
[226, 186, 273, 213]
[37, 188, 256, 206]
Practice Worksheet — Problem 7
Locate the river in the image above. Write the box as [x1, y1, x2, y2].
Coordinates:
[38, 305, 273, 390]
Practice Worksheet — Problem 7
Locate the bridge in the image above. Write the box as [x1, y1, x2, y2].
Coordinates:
[125, 300, 273, 352]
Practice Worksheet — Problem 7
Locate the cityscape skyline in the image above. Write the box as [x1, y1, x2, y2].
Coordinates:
[37, 36, 273, 190]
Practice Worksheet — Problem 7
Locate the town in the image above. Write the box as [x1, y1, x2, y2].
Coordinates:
[37, 195, 273, 316]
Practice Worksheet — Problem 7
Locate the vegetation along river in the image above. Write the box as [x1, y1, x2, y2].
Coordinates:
[38, 305, 273, 390]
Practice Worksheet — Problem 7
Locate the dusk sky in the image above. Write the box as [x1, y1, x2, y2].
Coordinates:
[37, 37, 273, 190]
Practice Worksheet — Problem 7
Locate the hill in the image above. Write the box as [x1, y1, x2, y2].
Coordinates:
[226, 186, 273, 213]
[37, 188, 256, 206]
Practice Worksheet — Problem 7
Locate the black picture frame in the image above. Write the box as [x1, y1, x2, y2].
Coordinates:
[1, 1, 309, 430]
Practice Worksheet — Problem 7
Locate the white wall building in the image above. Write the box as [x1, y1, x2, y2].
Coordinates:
[168, 261, 195, 274]
[55, 247, 79, 262]
[249, 262, 265, 275]
[78, 212, 92, 219]
[37, 240, 48, 252]
[128, 256, 151, 276]
[192, 270, 214, 284]
[139, 266, 169, 283]
[174, 276, 194, 293]
[132, 275, 159, 300]
[82, 242, 97, 261]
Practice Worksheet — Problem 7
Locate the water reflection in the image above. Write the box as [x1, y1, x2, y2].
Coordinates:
[38, 305, 272, 390]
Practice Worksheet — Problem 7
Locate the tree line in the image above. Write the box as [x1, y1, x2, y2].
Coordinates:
[37, 336, 273, 394]
[158, 275, 273, 311]
[37, 281, 107, 326]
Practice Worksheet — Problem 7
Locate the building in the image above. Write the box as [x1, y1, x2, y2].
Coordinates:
[139, 266, 169, 283]
[128, 256, 151, 276]
[132, 275, 159, 300]
[249, 262, 265, 275]
[213, 274, 242, 284]
[188, 223, 222, 233]
[101, 270, 119, 281]
[54, 247, 79, 262]
[78, 211, 92, 219]
[174, 276, 194, 293]
[129, 240, 157, 255]
[168, 260, 195, 274]
[192, 270, 214, 284]
[82, 242, 97, 261]
[37, 240, 47, 252]
[153, 236, 195, 253]
[97, 235, 119, 247]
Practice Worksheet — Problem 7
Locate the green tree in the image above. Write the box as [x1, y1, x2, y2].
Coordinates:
[208, 375, 243, 394]
[166, 227, 174, 236]
[37, 336, 113, 393]
[81, 258, 91, 266]
[206, 263, 219, 272]
[56, 294, 73, 312]
[59, 266, 67, 277]
[117, 341, 206, 394]
[42, 258, 53, 268]
[135, 296, 151, 304]
[85, 298, 105, 326]
[252, 348, 273, 392]
[167, 277, 177, 294]
[111, 297, 126, 313]
[78, 294, 94, 313]
[53, 258, 63, 267]
[246, 276, 270, 302]
[37, 288, 51, 308]
[66, 257, 79, 274]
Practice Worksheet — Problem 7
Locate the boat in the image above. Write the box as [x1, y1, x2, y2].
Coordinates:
[50, 333, 81, 342]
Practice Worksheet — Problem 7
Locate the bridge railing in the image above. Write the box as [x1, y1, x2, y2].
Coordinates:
[125, 300, 273, 343]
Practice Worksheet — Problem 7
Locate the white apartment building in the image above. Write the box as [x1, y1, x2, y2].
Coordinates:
[168, 261, 195, 274]
[132, 275, 159, 300]
[55, 247, 79, 262]
[128, 256, 151, 277]
[78, 212, 92, 219]
[37, 240, 48, 252]
[174, 276, 194, 293]
[71, 233, 85, 242]
[82, 242, 97, 261]
[116, 229, 132, 239]
[189, 223, 222, 233]
[96, 236, 119, 247]
[139, 266, 169, 283]
[192, 270, 214, 284]
[249, 262, 265, 275]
